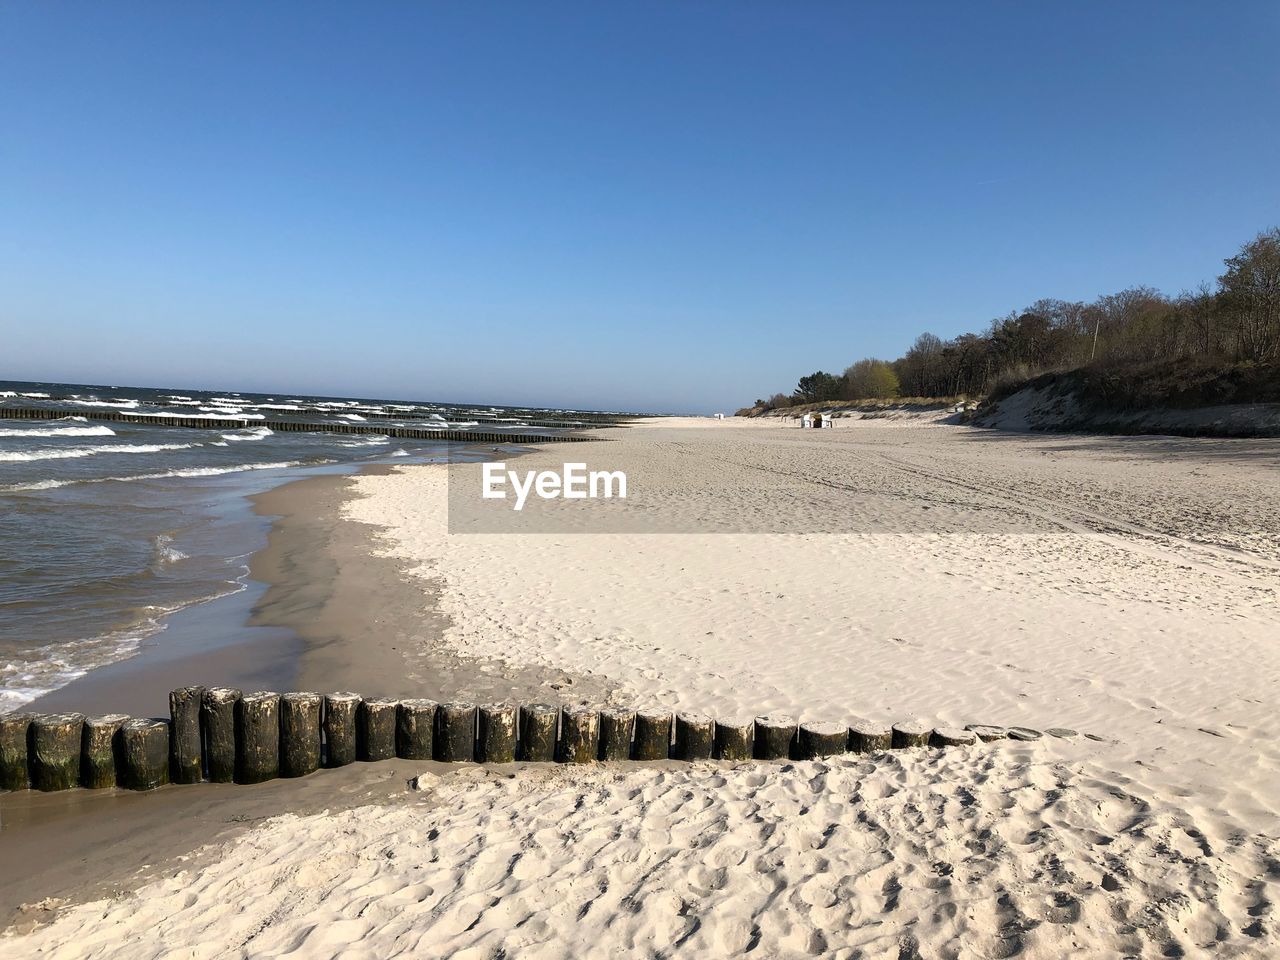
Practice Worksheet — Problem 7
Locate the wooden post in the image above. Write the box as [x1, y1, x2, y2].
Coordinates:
[434, 702, 477, 762]
[478, 704, 517, 763]
[598, 707, 635, 761]
[891, 720, 932, 749]
[358, 697, 398, 762]
[713, 718, 754, 761]
[632, 709, 671, 761]
[396, 699, 437, 760]
[1007, 727, 1042, 742]
[673, 713, 714, 761]
[201, 687, 241, 783]
[118, 719, 170, 791]
[280, 692, 322, 777]
[754, 715, 797, 760]
[558, 706, 599, 763]
[0, 713, 32, 791]
[81, 714, 127, 788]
[235, 691, 280, 784]
[930, 727, 977, 747]
[30, 713, 86, 791]
[323, 692, 361, 767]
[798, 721, 848, 759]
[849, 718, 892, 754]
[964, 724, 1007, 742]
[518, 703, 558, 762]
[169, 686, 204, 784]
[1046, 728, 1078, 739]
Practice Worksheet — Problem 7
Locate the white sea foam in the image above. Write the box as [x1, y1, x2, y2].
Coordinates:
[338, 413, 367, 421]
[1, 460, 319, 492]
[64, 398, 141, 409]
[220, 426, 274, 442]
[153, 534, 189, 565]
[0, 442, 197, 462]
[0, 423, 116, 438]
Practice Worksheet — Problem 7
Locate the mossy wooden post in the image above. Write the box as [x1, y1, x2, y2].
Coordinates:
[632, 709, 671, 761]
[0, 713, 32, 791]
[849, 718, 893, 753]
[479, 704, 517, 763]
[323, 692, 361, 767]
[119, 719, 170, 791]
[673, 713, 714, 761]
[358, 697, 398, 762]
[891, 720, 932, 749]
[81, 715, 128, 788]
[235, 692, 280, 784]
[558, 706, 599, 764]
[598, 707, 635, 761]
[30, 713, 86, 791]
[169, 686, 205, 784]
[798, 721, 848, 759]
[280, 692, 322, 778]
[754, 715, 797, 760]
[714, 718, 754, 761]
[964, 724, 1008, 742]
[518, 703, 558, 762]
[931, 727, 977, 747]
[434, 702, 477, 762]
[396, 699, 437, 760]
[201, 687, 241, 783]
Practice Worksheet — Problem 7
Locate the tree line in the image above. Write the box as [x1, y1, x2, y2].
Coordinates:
[746, 227, 1280, 411]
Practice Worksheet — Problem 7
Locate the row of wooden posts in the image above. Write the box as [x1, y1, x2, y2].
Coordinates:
[0, 407, 601, 444]
[0, 688, 1065, 793]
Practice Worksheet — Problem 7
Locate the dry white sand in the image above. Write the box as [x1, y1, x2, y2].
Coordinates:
[7, 417, 1279, 957]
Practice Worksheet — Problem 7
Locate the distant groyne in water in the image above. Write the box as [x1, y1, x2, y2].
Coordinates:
[0, 688, 1088, 795]
[0, 406, 606, 444]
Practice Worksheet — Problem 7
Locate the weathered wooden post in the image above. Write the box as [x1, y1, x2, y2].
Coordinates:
[558, 706, 599, 763]
[930, 727, 977, 747]
[754, 715, 797, 760]
[169, 686, 205, 784]
[323, 692, 361, 767]
[713, 718, 754, 761]
[478, 704, 517, 763]
[235, 691, 280, 784]
[518, 703, 558, 762]
[396, 699, 436, 760]
[201, 687, 241, 782]
[598, 707, 635, 761]
[849, 718, 893, 753]
[280, 692, 322, 777]
[673, 713, 714, 761]
[798, 721, 848, 759]
[1046, 728, 1078, 739]
[0, 713, 32, 790]
[1007, 727, 1042, 742]
[81, 715, 128, 788]
[118, 719, 170, 791]
[891, 720, 932, 749]
[358, 697, 398, 762]
[434, 702, 477, 762]
[964, 724, 1007, 742]
[29, 713, 86, 791]
[632, 709, 671, 761]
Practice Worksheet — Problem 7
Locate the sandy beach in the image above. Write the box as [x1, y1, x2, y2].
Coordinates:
[3, 416, 1279, 957]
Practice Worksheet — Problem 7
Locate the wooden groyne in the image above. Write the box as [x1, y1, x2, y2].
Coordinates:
[0, 407, 600, 444]
[0, 690, 1082, 793]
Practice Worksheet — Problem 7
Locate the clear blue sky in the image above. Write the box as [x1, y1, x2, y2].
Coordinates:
[2, 2, 1276, 413]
